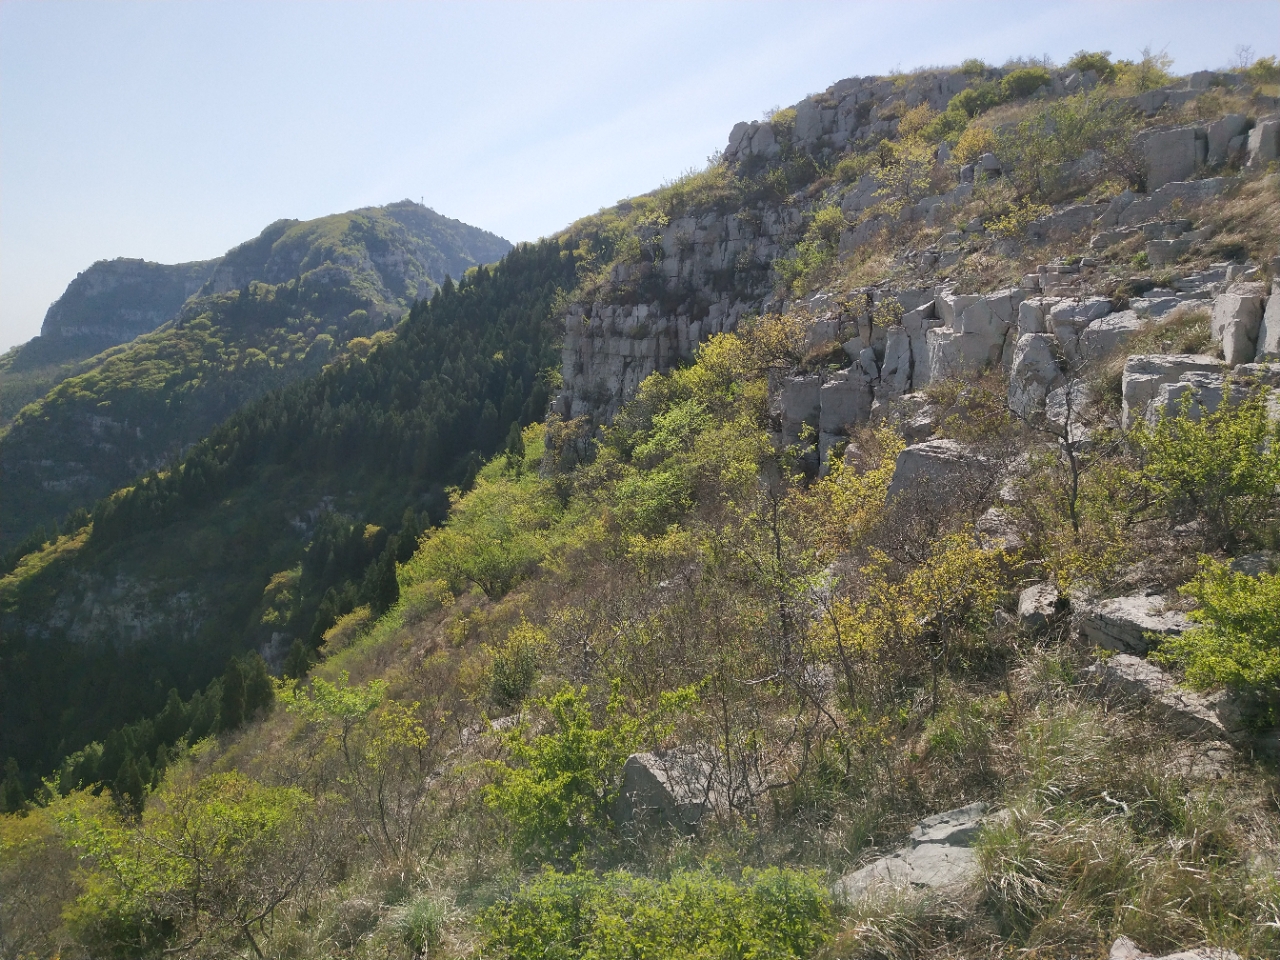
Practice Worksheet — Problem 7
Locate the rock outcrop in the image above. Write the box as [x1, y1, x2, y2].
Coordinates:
[1084, 654, 1243, 742]
[615, 747, 717, 831]
[1077, 594, 1191, 655]
[833, 802, 1005, 901]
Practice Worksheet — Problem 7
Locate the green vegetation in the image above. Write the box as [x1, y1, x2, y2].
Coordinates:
[1158, 560, 1280, 709]
[6, 50, 1280, 960]
[480, 868, 833, 960]
[0, 201, 511, 552]
[0, 238, 576, 786]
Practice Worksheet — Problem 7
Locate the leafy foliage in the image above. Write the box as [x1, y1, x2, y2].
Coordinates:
[479, 867, 833, 960]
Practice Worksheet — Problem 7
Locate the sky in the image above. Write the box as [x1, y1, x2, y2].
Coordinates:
[2, 1, 1278, 351]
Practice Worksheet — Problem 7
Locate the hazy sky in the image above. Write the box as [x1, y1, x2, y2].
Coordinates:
[2, 1, 1277, 351]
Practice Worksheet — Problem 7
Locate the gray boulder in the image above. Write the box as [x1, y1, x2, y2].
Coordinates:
[1008, 333, 1065, 418]
[1210, 282, 1267, 366]
[886, 439, 990, 501]
[1077, 594, 1191, 655]
[833, 802, 1001, 901]
[1206, 113, 1248, 166]
[1018, 582, 1064, 631]
[1121, 354, 1223, 428]
[819, 368, 874, 434]
[777, 374, 821, 443]
[615, 747, 716, 831]
[1079, 309, 1145, 361]
[1144, 126, 1207, 191]
[1251, 280, 1280, 360]
[1247, 116, 1280, 168]
[1111, 935, 1242, 960]
[1084, 654, 1242, 742]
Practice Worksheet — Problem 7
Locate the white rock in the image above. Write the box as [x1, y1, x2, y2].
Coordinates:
[1085, 655, 1244, 744]
[1210, 282, 1267, 366]
[1018, 582, 1063, 630]
[833, 802, 999, 901]
[880, 325, 912, 398]
[1077, 595, 1191, 655]
[1079, 309, 1145, 361]
[1256, 280, 1280, 360]
[886, 439, 990, 500]
[1144, 126, 1206, 191]
[615, 748, 716, 831]
[1121, 354, 1223, 428]
[819, 368, 874, 434]
[1008, 333, 1064, 418]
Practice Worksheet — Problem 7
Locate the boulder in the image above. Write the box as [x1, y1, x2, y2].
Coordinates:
[1144, 126, 1207, 191]
[615, 747, 716, 831]
[1247, 117, 1280, 168]
[1018, 582, 1064, 631]
[1109, 178, 1230, 230]
[1111, 935, 1242, 960]
[777, 374, 821, 443]
[1079, 309, 1145, 361]
[1085, 654, 1245, 748]
[1146, 370, 1252, 425]
[1205, 113, 1248, 166]
[819, 368, 874, 434]
[833, 803, 1001, 900]
[886, 439, 990, 500]
[1077, 595, 1190, 655]
[1121, 354, 1223, 428]
[1251, 280, 1280, 360]
[1210, 282, 1267, 366]
[1008, 333, 1065, 418]
[879, 325, 912, 399]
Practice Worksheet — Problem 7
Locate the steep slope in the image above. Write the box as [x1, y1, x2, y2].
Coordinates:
[0, 202, 511, 548]
[0, 238, 575, 781]
[0, 258, 218, 424]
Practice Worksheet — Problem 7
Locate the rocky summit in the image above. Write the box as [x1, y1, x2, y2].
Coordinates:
[4, 47, 1280, 960]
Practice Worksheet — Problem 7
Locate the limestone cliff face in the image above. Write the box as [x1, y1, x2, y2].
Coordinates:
[40, 257, 218, 348]
[554, 68, 987, 426]
[556, 204, 800, 422]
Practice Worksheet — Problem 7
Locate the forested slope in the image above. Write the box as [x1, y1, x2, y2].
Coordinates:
[0, 238, 576, 781]
[0, 201, 511, 549]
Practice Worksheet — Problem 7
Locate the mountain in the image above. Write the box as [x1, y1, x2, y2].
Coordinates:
[0, 258, 218, 425]
[0, 237, 574, 779]
[0, 201, 511, 549]
[4, 49, 1280, 960]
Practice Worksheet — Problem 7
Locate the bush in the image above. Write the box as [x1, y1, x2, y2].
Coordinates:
[1001, 67, 1052, 99]
[1066, 50, 1117, 84]
[1130, 390, 1280, 551]
[1156, 558, 1280, 707]
[479, 867, 834, 960]
[484, 686, 643, 862]
[949, 82, 1004, 118]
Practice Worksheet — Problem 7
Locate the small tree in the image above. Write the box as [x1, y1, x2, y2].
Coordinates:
[1130, 390, 1280, 551]
[1156, 558, 1280, 714]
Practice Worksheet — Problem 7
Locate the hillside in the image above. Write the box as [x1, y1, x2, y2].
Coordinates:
[0, 257, 218, 424]
[4, 49, 1280, 960]
[0, 201, 511, 549]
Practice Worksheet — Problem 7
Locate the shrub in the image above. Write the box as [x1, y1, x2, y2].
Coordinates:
[949, 82, 1004, 118]
[1130, 390, 1280, 551]
[1244, 55, 1280, 86]
[484, 686, 643, 862]
[479, 867, 834, 960]
[959, 58, 989, 78]
[393, 894, 447, 955]
[1066, 50, 1117, 84]
[1001, 67, 1052, 99]
[1155, 558, 1280, 706]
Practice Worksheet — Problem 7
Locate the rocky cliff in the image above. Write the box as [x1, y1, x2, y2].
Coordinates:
[554, 62, 1280, 441]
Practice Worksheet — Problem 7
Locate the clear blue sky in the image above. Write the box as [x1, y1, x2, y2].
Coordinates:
[2, 0, 1277, 350]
